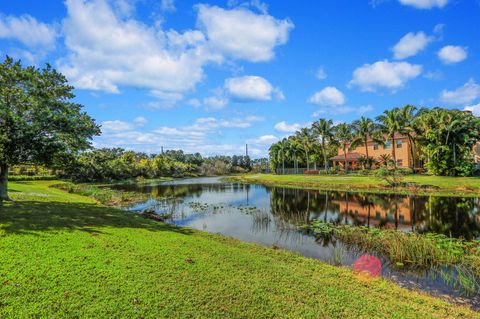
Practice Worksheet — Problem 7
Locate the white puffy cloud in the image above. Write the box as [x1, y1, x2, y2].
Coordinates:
[392, 31, 432, 59]
[203, 96, 228, 110]
[59, 0, 216, 95]
[464, 104, 480, 116]
[398, 0, 449, 9]
[440, 79, 480, 105]
[349, 60, 422, 92]
[225, 76, 281, 102]
[312, 105, 373, 117]
[57, 0, 291, 104]
[247, 135, 278, 145]
[437, 45, 468, 64]
[161, 0, 176, 12]
[274, 121, 302, 133]
[0, 14, 57, 49]
[101, 116, 147, 133]
[308, 87, 346, 106]
[196, 4, 293, 62]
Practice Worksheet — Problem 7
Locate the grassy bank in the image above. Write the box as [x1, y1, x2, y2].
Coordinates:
[232, 174, 480, 196]
[0, 181, 477, 318]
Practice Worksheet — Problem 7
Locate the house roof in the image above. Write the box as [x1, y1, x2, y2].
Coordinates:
[330, 152, 364, 161]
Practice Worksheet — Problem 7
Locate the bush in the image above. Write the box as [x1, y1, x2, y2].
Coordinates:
[304, 170, 320, 174]
[9, 175, 57, 181]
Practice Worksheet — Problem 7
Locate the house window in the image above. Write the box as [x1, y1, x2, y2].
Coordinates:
[373, 143, 379, 150]
[397, 159, 403, 167]
[384, 142, 391, 149]
[396, 140, 403, 148]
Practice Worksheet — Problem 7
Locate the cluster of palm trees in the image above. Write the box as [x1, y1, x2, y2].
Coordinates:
[269, 105, 480, 176]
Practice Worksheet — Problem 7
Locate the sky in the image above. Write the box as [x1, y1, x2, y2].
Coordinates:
[1, 0, 479, 158]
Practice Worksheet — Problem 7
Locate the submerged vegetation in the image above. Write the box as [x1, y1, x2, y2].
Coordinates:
[306, 221, 480, 295]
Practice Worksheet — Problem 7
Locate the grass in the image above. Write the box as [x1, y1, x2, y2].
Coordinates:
[231, 173, 480, 196]
[0, 181, 478, 318]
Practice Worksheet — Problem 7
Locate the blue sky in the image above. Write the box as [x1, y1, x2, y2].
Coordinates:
[1, 0, 479, 158]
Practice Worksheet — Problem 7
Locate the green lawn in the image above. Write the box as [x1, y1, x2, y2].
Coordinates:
[0, 181, 477, 318]
[232, 174, 480, 196]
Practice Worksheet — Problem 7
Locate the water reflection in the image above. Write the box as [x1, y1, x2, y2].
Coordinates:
[114, 177, 480, 308]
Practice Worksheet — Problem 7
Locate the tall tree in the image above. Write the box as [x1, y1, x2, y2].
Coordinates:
[0, 57, 100, 200]
[296, 128, 313, 170]
[311, 119, 335, 172]
[351, 116, 380, 168]
[376, 109, 401, 167]
[334, 123, 353, 172]
[398, 104, 419, 169]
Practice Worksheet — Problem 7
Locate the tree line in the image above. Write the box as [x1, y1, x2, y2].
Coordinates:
[59, 148, 257, 182]
[269, 105, 480, 176]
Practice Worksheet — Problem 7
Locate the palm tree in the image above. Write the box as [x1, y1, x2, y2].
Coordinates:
[398, 105, 419, 170]
[296, 128, 313, 170]
[334, 123, 353, 172]
[376, 109, 401, 167]
[378, 154, 392, 168]
[286, 136, 302, 173]
[312, 119, 335, 172]
[351, 117, 380, 168]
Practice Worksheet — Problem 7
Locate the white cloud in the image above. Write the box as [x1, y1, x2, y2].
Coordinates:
[0, 14, 57, 49]
[59, 0, 217, 95]
[187, 98, 202, 108]
[247, 134, 278, 145]
[133, 116, 148, 126]
[101, 116, 147, 133]
[349, 60, 422, 92]
[96, 115, 265, 156]
[308, 87, 346, 106]
[225, 76, 280, 102]
[315, 67, 327, 80]
[392, 31, 432, 59]
[438, 45, 468, 64]
[398, 0, 449, 9]
[464, 104, 480, 116]
[440, 79, 480, 105]
[56, 0, 291, 107]
[203, 96, 228, 110]
[312, 105, 373, 117]
[196, 4, 293, 62]
[274, 121, 302, 133]
[161, 0, 176, 12]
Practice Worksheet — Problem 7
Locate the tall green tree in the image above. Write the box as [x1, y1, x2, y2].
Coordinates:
[398, 105, 419, 169]
[351, 116, 380, 168]
[334, 123, 353, 172]
[311, 119, 335, 172]
[416, 108, 480, 176]
[376, 109, 401, 167]
[0, 57, 100, 200]
[296, 128, 313, 170]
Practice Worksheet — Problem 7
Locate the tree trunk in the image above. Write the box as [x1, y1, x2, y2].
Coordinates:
[364, 136, 370, 168]
[0, 164, 10, 201]
[343, 145, 348, 172]
[391, 134, 397, 168]
[305, 149, 310, 170]
[408, 135, 415, 170]
[322, 141, 329, 173]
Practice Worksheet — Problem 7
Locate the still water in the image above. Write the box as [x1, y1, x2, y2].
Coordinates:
[113, 177, 480, 308]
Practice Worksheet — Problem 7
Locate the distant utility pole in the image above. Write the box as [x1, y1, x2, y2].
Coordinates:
[245, 144, 248, 157]
[161, 146, 164, 154]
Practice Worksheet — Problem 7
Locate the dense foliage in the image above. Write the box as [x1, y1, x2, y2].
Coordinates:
[59, 148, 258, 182]
[269, 105, 480, 176]
[0, 57, 100, 200]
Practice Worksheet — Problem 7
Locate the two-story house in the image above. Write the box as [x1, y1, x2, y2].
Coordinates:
[330, 133, 413, 169]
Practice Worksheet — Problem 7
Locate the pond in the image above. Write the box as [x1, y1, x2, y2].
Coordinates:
[112, 177, 480, 309]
